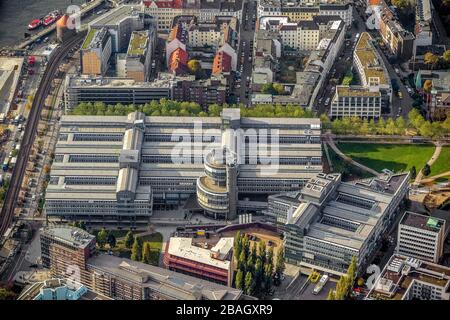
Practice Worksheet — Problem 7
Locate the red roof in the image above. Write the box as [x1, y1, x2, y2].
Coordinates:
[143, 0, 183, 9]
[212, 51, 232, 75]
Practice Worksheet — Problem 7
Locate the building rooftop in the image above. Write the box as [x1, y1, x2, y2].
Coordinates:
[127, 30, 149, 56]
[400, 211, 445, 233]
[90, 5, 142, 28]
[336, 85, 381, 97]
[366, 254, 450, 300]
[88, 254, 242, 300]
[41, 226, 95, 249]
[354, 32, 389, 86]
[286, 172, 410, 251]
[167, 237, 233, 270]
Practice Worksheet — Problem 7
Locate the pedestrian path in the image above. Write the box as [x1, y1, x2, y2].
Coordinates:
[414, 144, 442, 184]
[325, 133, 379, 176]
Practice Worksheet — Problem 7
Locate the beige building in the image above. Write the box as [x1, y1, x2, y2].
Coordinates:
[80, 28, 112, 76]
[120, 29, 155, 82]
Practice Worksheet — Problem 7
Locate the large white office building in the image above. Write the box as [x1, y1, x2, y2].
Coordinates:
[397, 211, 446, 263]
[266, 172, 410, 276]
[45, 109, 322, 228]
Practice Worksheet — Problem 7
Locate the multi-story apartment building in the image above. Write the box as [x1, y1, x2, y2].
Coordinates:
[87, 254, 243, 300]
[80, 27, 112, 76]
[142, 0, 242, 32]
[64, 74, 172, 113]
[415, 70, 450, 120]
[40, 226, 243, 300]
[330, 86, 382, 118]
[415, 0, 433, 49]
[397, 211, 446, 263]
[378, 2, 414, 61]
[257, 0, 353, 26]
[266, 172, 410, 276]
[45, 109, 322, 228]
[163, 237, 234, 286]
[40, 226, 96, 285]
[119, 29, 155, 82]
[366, 254, 450, 300]
[18, 278, 111, 300]
[261, 17, 345, 109]
[170, 74, 228, 108]
[186, 17, 238, 49]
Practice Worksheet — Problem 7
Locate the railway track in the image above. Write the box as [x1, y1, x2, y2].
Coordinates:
[0, 32, 85, 237]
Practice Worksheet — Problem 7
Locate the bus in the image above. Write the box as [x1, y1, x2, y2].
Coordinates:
[313, 274, 329, 295]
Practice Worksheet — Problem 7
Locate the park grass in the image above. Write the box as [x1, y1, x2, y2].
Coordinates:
[430, 146, 450, 177]
[327, 146, 374, 181]
[337, 143, 435, 174]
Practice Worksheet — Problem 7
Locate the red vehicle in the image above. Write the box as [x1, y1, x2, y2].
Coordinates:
[28, 56, 36, 67]
[28, 19, 42, 30]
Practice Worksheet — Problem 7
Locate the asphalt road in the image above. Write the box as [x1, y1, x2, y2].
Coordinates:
[236, 0, 257, 105]
[316, 3, 415, 119]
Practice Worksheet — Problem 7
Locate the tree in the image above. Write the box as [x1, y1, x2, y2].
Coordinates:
[424, 52, 440, 69]
[395, 117, 406, 135]
[267, 247, 274, 267]
[392, 0, 408, 8]
[419, 121, 434, 138]
[258, 241, 267, 265]
[251, 244, 257, 263]
[187, 59, 201, 74]
[357, 278, 365, 287]
[443, 50, 450, 63]
[238, 250, 247, 272]
[273, 83, 285, 95]
[347, 256, 357, 281]
[107, 233, 116, 248]
[0, 287, 16, 300]
[131, 238, 142, 261]
[234, 231, 242, 261]
[96, 228, 108, 248]
[423, 79, 433, 93]
[261, 83, 276, 95]
[410, 166, 417, 180]
[263, 263, 273, 292]
[246, 254, 254, 274]
[275, 246, 285, 276]
[125, 231, 134, 249]
[244, 271, 254, 296]
[385, 118, 397, 135]
[142, 242, 151, 264]
[235, 269, 245, 290]
[43, 164, 51, 175]
[326, 289, 336, 300]
[422, 163, 431, 176]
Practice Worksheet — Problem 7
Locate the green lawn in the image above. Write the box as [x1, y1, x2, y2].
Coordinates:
[431, 146, 450, 177]
[112, 232, 163, 266]
[337, 143, 435, 173]
[139, 233, 163, 266]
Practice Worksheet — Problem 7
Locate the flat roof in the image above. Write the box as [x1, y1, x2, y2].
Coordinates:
[400, 211, 445, 232]
[42, 226, 95, 249]
[127, 30, 149, 56]
[167, 237, 233, 270]
[87, 254, 242, 300]
[367, 254, 450, 300]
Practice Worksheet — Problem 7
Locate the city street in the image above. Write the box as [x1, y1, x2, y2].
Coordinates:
[236, 0, 257, 105]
